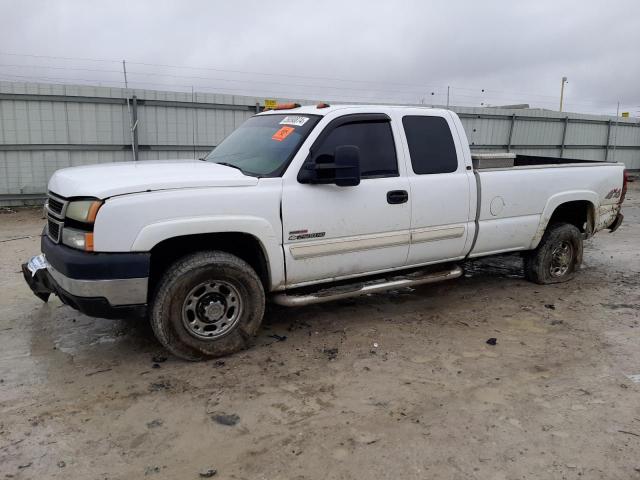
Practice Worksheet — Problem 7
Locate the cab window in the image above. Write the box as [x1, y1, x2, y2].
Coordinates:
[402, 116, 458, 174]
[314, 121, 398, 178]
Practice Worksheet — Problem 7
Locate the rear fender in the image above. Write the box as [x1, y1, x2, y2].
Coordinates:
[531, 191, 598, 249]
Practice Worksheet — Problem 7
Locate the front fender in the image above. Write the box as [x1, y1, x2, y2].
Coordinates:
[132, 215, 285, 290]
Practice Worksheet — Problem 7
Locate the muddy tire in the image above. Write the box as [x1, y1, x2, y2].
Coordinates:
[150, 251, 265, 361]
[524, 223, 583, 284]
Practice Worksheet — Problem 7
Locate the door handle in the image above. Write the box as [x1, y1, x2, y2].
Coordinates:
[387, 190, 409, 204]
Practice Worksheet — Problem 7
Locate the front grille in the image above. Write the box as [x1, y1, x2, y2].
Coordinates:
[48, 197, 64, 215]
[47, 193, 67, 218]
[46, 193, 66, 244]
[47, 218, 62, 243]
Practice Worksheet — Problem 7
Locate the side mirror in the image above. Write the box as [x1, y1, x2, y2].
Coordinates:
[333, 145, 361, 186]
[298, 145, 361, 187]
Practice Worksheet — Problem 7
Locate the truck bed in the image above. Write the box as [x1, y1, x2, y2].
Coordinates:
[513, 154, 599, 167]
[468, 158, 624, 258]
[471, 153, 605, 170]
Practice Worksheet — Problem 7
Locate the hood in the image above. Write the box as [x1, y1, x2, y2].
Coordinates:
[48, 160, 259, 199]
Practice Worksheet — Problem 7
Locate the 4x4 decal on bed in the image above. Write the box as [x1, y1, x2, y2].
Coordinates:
[605, 188, 622, 200]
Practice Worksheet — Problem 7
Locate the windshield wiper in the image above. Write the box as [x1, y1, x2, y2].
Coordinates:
[214, 160, 263, 178]
[215, 162, 245, 174]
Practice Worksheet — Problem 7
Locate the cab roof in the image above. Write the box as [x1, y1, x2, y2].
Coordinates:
[257, 104, 444, 117]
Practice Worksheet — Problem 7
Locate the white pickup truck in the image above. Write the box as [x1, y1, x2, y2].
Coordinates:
[23, 104, 627, 360]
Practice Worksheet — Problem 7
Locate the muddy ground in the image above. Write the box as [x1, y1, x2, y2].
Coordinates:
[1, 184, 639, 480]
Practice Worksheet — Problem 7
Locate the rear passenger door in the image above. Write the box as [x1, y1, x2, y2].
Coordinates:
[399, 112, 474, 265]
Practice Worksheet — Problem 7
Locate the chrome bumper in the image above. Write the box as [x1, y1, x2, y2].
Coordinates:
[26, 254, 148, 306]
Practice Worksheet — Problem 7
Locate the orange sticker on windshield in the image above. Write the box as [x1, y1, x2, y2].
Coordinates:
[272, 126, 295, 141]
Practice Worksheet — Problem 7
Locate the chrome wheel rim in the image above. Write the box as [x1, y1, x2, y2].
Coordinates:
[181, 280, 243, 339]
[550, 241, 573, 277]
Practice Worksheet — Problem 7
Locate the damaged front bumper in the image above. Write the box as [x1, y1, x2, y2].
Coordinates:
[22, 255, 56, 303]
[22, 238, 150, 319]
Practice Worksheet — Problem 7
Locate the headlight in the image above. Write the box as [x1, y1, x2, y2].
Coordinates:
[65, 199, 103, 223]
[62, 228, 94, 251]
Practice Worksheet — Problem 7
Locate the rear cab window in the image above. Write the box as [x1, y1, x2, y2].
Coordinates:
[402, 116, 458, 174]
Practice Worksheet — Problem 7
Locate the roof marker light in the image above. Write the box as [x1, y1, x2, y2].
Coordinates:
[316, 102, 330, 108]
[265, 102, 301, 111]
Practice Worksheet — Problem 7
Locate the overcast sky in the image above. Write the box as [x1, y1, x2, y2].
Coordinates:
[0, 0, 638, 115]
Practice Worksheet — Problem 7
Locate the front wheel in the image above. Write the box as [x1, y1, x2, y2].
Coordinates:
[150, 251, 265, 361]
[524, 223, 583, 284]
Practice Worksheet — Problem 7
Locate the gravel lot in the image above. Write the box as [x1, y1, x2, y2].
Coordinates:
[1, 183, 639, 480]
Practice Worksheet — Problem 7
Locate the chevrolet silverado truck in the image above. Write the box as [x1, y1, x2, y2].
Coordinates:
[22, 104, 627, 360]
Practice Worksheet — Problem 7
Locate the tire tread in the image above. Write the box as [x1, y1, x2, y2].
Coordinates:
[150, 250, 265, 361]
[524, 222, 582, 285]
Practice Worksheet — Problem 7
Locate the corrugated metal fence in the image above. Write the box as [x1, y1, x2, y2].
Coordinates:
[456, 106, 640, 165]
[1, 81, 639, 206]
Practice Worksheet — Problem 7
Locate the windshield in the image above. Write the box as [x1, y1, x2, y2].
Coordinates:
[205, 114, 320, 176]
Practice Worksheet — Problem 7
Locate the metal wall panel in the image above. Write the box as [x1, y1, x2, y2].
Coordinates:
[561, 148, 604, 161]
[614, 124, 640, 146]
[568, 122, 608, 146]
[610, 150, 640, 169]
[1, 81, 639, 205]
[460, 117, 512, 147]
[515, 148, 563, 158]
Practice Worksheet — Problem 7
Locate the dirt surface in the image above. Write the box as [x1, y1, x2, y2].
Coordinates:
[1, 185, 639, 480]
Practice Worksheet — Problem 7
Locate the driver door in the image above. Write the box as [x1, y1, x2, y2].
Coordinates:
[281, 115, 411, 287]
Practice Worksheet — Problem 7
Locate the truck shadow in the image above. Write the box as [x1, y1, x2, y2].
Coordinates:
[262, 253, 526, 332]
[461, 253, 524, 280]
[28, 254, 526, 362]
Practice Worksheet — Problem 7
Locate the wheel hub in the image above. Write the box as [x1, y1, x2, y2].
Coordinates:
[550, 241, 573, 277]
[181, 281, 243, 339]
[197, 294, 226, 322]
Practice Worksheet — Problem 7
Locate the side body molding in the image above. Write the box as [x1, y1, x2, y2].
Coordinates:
[131, 215, 285, 290]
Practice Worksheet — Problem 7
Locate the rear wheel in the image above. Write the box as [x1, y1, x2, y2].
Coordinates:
[524, 223, 583, 284]
[150, 251, 265, 361]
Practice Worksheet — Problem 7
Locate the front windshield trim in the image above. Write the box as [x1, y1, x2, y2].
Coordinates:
[205, 113, 321, 178]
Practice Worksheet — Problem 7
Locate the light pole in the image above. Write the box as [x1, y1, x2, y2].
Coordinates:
[559, 76, 568, 112]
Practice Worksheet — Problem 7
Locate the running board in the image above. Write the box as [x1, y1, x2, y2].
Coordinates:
[271, 265, 463, 307]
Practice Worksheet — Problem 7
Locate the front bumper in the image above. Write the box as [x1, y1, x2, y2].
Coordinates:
[22, 238, 150, 319]
[22, 260, 145, 319]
